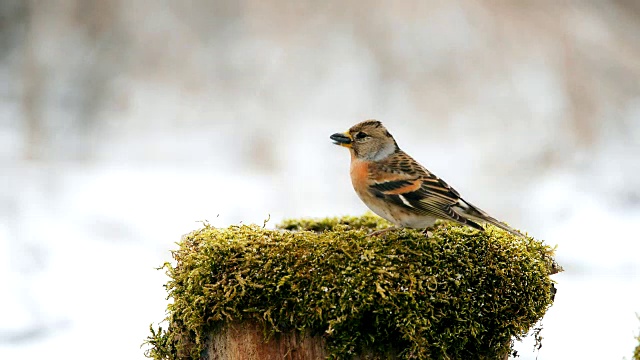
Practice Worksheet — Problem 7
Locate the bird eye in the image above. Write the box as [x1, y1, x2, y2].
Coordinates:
[355, 132, 368, 140]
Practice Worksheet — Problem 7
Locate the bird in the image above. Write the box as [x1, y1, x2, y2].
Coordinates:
[330, 120, 525, 238]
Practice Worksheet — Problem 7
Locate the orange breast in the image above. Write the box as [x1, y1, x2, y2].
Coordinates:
[350, 158, 370, 193]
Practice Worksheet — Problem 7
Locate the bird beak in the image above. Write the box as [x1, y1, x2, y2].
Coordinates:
[330, 132, 352, 147]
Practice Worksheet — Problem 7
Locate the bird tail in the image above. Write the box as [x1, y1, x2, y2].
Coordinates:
[456, 200, 526, 238]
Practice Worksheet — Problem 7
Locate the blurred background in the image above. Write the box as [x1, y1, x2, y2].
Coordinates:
[1, 1, 639, 359]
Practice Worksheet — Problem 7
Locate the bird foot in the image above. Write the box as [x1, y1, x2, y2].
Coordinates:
[366, 226, 398, 237]
[421, 228, 433, 238]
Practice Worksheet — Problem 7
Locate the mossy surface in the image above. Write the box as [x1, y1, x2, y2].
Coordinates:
[144, 214, 558, 359]
[634, 318, 640, 360]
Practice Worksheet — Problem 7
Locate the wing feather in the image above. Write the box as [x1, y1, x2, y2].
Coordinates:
[367, 151, 484, 230]
[366, 150, 524, 237]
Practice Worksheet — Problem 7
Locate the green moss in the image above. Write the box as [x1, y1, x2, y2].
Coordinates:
[144, 213, 559, 359]
[278, 213, 392, 232]
[634, 316, 640, 360]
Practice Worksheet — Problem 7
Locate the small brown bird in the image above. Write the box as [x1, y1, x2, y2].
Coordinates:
[330, 120, 525, 237]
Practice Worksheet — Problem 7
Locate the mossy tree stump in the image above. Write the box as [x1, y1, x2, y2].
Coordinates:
[145, 214, 560, 360]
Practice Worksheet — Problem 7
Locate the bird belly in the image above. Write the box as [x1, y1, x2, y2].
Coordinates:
[396, 213, 437, 228]
[361, 197, 401, 225]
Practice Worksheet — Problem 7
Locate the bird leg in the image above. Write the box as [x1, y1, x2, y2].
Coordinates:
[422, 228, 433, 238]
[366, 226, 398, 237]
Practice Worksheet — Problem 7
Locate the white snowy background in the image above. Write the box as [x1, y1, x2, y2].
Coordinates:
[1, 1, 639, 359]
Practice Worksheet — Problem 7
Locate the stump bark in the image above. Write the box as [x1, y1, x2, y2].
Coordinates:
[206, 322, 396, 360]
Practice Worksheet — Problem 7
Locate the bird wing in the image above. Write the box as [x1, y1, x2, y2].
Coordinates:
[368, 151, 484, 230]
[368, 150, 525, 237]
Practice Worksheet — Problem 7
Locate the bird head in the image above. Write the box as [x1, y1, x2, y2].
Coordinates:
[330, 120, 399, 160]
